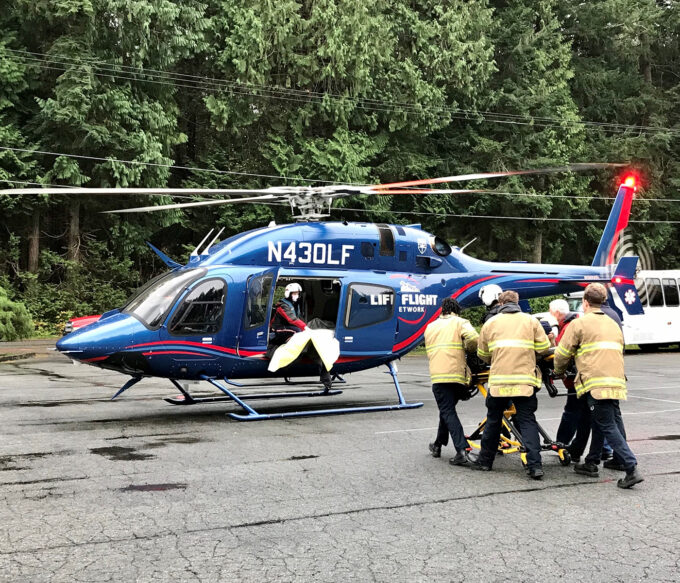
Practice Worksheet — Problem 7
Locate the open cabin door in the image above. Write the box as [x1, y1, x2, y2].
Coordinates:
[335, 278, 398, 357]
[237, 267, 278, 356]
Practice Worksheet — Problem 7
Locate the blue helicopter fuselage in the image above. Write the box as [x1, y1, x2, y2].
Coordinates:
[56, 219, 618, 381]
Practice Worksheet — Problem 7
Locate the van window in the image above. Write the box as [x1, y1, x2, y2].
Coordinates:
[345, 284, 394, 329]
[646, 278, 664, 307]
[662, 279, 679, 307]
[169, 278, 226, 335]
[634, 278, 647, 306]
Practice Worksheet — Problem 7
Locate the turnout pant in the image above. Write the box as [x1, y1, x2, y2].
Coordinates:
[432, 383, 469, 453]
[584, 395, 637, 470]
[478, 391, 542, 470]
[556, 379, 580, 445]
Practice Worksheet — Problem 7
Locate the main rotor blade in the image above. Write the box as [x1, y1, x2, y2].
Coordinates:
[103, 194, 282, 213]
[110, 194, 287, 213]
[372, 163, 626, 190]
[371, 188, 492, 195]
[0, 186, 285, 196]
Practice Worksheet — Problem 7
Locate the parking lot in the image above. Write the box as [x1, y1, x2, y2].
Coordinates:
[1, 347, 679, 582]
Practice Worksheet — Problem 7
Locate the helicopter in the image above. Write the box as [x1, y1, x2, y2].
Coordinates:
[2, 164, 644, 420]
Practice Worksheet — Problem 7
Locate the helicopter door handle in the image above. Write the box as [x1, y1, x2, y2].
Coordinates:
[256, 331, 264, 337]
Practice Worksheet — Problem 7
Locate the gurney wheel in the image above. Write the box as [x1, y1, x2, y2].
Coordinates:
[558, 449, 572, 466]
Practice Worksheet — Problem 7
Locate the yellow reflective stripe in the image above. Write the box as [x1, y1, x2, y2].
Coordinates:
[463, 325, 479, 339]
[534, 340, 550, 350]
[477, 348, 491, 357]
[432, 374, 469, 383]
[556, 345, 575, 358]
[581, 376, 626, 389]
[575, 341, 623, 356]
[489, 374, 541, 385]
[488, 339, 535, 351]
[426, 342, 463, 353]
[575, 376, 627, 397]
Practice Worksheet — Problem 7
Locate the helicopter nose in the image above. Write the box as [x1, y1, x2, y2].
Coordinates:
[56, 314, 148, 364]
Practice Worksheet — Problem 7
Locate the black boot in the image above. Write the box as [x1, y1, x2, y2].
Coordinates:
[574, 462, 599, 477]
[617, 467, 644, 489]
[429, 442, 442, 458]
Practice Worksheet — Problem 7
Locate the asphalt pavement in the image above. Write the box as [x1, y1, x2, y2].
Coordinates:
[0, 345, 679, 582]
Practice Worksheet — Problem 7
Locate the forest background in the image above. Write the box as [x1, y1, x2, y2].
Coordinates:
[0, 0, 679, 337]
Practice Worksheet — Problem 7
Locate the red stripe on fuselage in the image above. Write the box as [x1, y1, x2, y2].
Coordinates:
[451, 275, 502, 299]
[142, 350, 208, 357]
[82, 355, 109, 362]
[398, 313, 427, 325]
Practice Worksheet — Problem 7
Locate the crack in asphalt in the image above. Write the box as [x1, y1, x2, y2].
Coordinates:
[2, 470, 677, 556]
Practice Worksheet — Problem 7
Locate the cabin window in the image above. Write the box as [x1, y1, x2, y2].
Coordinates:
[169, 278, 226, 335]
[377, 224, 395, 257]
[345, 283, 394, 329]
[646, 278, 664, 307]
[361, 242, 375, 258]
[244, 274, 273, 329]
[662, 278, 679, 307]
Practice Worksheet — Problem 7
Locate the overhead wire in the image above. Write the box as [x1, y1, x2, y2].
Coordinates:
[333, 207, 680, 224]
[7, 49, 680, 136]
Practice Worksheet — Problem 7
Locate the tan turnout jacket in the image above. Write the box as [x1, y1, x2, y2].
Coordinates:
[554, 309, 626, 400]
[424, 314, 479, 385]
[477, 308, 551, 397]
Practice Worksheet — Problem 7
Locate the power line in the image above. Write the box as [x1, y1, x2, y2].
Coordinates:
[8, 49, 680, 137]
[333, 207, 680, 224]
[2, 147, 680, 204]
[0, 145, 327, 185]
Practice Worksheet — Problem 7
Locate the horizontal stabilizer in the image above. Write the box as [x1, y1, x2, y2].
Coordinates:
[146, 242, 181, 269]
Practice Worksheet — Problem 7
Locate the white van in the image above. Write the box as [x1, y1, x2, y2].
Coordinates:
[552, 270, 680, 350]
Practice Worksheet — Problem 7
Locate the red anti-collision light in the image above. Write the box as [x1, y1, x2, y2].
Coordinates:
[614, 277, 622, 283]
[623, 175, 636, 188]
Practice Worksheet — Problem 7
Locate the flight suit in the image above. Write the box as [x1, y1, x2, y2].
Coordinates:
[554, 309, 637, 470]
[425, 314, 479, 454]
[476, 303, 551, 470]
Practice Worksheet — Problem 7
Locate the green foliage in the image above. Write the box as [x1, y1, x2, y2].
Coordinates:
[0, 286, 33, 341]
[0, 0, 679, 331]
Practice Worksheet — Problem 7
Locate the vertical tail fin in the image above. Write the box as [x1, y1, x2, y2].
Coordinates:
[612, 256, 644, 315]
[591, 176, 636, 266]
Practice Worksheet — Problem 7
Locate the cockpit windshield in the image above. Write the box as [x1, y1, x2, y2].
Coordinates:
[123, 269, 205, 328]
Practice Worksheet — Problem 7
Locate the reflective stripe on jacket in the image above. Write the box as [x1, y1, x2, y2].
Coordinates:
[477, 308, 551, 397]
[424, 314, 479, 385]
[554, 310, 626, 400]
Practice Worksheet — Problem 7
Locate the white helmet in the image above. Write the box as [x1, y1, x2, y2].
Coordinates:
[284, 282, 303, 299]
[479, 284, 502, 307]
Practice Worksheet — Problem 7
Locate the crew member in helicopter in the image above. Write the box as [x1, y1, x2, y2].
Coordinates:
[270, 283, 333, 390]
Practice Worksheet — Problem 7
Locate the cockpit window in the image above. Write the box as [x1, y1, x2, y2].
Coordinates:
[123, 269, 204, 329]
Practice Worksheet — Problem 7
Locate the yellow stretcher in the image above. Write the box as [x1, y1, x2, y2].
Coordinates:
[465, 358, 572, 468]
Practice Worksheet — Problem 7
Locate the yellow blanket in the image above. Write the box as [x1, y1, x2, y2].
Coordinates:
[268, 329, 340, 372]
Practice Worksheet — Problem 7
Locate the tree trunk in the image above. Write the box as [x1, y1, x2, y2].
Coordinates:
[532, 227, 542, 263]
[67, 197, 80, 262]
[28, 208, 40, 273]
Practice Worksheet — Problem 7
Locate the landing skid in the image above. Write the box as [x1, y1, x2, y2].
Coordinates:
[164, 379, 342, 405]
[163, 361, 422, 420]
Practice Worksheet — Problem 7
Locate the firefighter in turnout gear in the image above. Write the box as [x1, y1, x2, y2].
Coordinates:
[554, 283, 643, 489]
[469, 290, 551, 479]
[425, 298, 479, 466]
